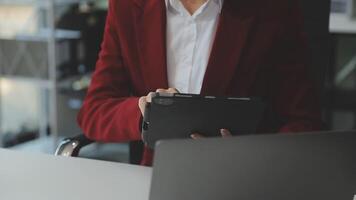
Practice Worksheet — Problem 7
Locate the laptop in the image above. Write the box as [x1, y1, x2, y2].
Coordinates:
[149, 131, 356, 200]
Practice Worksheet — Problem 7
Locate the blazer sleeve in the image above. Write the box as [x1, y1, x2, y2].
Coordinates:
[268, 1, 323, 133]
[77, 0, 142, 142]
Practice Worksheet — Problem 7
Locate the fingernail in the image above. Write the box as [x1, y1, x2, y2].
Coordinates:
[220, 129, 231, 137]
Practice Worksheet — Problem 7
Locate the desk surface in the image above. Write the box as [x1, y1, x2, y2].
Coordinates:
[329, 13, 356, 34]
[0, 149, 152, 200]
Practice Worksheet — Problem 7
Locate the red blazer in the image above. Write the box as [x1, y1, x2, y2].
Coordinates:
[78, 0, 322, 166]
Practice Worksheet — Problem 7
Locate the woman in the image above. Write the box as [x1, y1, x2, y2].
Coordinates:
[78, 0, 322, 166]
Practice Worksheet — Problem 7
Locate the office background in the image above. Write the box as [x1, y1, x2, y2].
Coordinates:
[0, 0, 355, 162]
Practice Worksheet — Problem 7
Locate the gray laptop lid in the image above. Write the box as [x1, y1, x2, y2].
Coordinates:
[149, 131, 356, 200]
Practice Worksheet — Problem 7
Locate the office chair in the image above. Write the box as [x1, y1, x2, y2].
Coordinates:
[55, 135, 144, 165]
[55, 0, 332, 164]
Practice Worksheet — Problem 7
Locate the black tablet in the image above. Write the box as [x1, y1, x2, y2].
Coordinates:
[141, 93, 265, 149]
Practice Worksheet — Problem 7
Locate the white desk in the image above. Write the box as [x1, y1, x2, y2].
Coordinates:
[0, 149, 152, 200]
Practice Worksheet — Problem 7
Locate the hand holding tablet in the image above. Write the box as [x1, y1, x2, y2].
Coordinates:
[141, 92, 265, 149]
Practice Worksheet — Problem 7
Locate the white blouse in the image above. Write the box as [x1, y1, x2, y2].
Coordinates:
[165, 0, 223, 94]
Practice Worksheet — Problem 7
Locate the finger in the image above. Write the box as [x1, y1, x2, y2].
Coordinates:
[191, 133, 204, 139]
[167, 88, 180, 93]
[156, 89, 166, 93]
[138, 96, 147, 115]
[220, 129, 232, 137]
[139, 96, 147, 106]
[146, 92, 155, 103]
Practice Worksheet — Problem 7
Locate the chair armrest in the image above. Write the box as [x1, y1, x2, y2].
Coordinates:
[55, 134, 94, 157]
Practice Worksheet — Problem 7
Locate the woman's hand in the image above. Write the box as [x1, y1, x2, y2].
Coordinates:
[191, 129, 232, 139]
[138, 88, 179, 116]
[139, 89, 231, 139]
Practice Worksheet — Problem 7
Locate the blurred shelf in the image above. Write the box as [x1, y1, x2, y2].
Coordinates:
[0, 29, 81, 79]
[0, 0, 40, 5]
[15, 29, 81, 41]
[0, 0, 103, 148]
[0, 29, 80, 41]
[0, 75, 53, 87]
[58, 73, 91, 94]
[330, 13, 356, 34]
[331, 0, 348, 13]
[0, 0, 97, 7]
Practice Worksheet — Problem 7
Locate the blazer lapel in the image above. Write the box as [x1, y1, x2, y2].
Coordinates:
[134, 0, 169, 92]
[201, 1, 256, 95]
